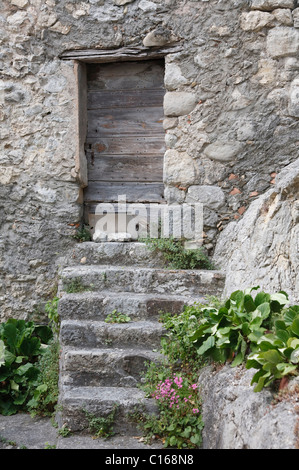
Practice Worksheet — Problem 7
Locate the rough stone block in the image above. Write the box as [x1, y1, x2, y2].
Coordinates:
[272, 8, 293, 25]
[163, 92, 198, 116]
[240, 11, 275, 31]
[186, 185, 226, 211]
[163, 149, 197, 186]
[143, 27, 177, 47]
[138, 0, 157, 12]
[203, 141, 243, 162]
[293, 7, 299, 27]
[267, 27, 299, 57]
[164, 63, 189, 90]
[163, 117, 178, 130]
[164, 132, 178, 148]
[289, 77, 299, 117]
[11, 0, 28, 7]
[7, 11, 28, 25]
[251, 0, 295, 10]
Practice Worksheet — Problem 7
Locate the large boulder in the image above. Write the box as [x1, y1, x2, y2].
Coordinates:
[199, 364, 299, 449]
[213, 158, 299, 304]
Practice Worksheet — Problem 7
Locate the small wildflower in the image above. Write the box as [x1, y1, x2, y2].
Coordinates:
[145, 371, 202, 449]
[174, 376, 183, 388]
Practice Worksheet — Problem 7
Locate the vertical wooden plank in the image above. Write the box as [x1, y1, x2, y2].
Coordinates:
[75, 61, 88, 188]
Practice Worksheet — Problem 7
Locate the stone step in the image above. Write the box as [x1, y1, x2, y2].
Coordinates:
[57, 246, 226, 437]
[58, 291, 206, 321]
[60, 347, 164, 388]
[64, 241, 164, 268]
[60, 319, 165, 349]
[59, 265, 225, 297]
[57, 385, 157, 435]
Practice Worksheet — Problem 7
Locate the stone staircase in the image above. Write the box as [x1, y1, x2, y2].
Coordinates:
[56, 242, 225, 435]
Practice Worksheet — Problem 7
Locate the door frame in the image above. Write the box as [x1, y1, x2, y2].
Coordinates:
[61, 44, 182, 193]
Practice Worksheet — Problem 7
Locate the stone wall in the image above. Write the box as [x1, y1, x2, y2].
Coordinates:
[1, 0, 299, 319]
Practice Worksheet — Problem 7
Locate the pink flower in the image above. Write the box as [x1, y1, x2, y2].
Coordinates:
[192, 408, 199, 414]
[174, 376, 183, 388]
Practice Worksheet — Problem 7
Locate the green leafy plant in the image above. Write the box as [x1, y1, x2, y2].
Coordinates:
[83, 404, 118, 439]
[64, 278, 92, 294]
[58, 424, 72, 437]
[137, 308, 204, 448]
[190, 287, 288, 367]
[45, 297, 60, 336]
[246, 305, 299, 392]
[151, 375, 203, 448]
[138, 361, 203, 448]
[44, 442, 56, 449]
[0, 319, 53, 416]
[73, 224, 91, 242]
[143, 237, 214, 270]
[27, 339, 60, 416]
[159, 304, 208, 368]
[105, 310, 131, 324]
[187, 287, 299, 392]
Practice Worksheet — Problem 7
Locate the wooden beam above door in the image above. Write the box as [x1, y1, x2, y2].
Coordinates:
[59, 44, 183, 63]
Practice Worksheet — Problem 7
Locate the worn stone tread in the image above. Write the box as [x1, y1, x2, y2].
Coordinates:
[60, 347, 164, 387]
[57, 385, 158, 434]
[61, 385, 146, 401]
[64, 241, 165, 267]
[58, 290, 206, 320]
[60, 319, 165, 349]
[59, 264, 225, 296]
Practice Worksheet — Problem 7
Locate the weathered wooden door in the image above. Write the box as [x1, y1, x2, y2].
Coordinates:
[84, 60, 165, 230]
